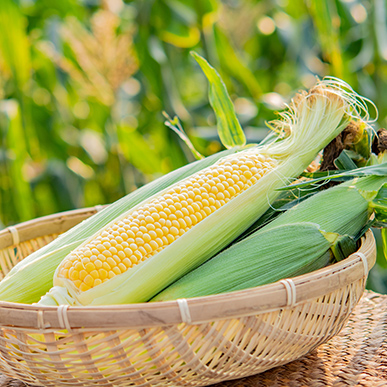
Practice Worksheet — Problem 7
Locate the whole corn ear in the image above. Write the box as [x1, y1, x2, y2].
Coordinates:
[152, 175, 386, 301]
[152, 224, 343, 301]
[39, 78, 368, 306]
[0, 148, 239, 304]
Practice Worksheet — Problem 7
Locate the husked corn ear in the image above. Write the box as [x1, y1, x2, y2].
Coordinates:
[0, 147, 239, 304]
[56, 152, 278, 292]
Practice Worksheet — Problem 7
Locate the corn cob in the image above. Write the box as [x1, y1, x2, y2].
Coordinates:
[0, 148, 238, 304]
[37, 78, 368, 306]
[152, 175, 386, 301]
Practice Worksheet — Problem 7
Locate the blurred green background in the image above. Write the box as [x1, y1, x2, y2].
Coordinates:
[1, 0, 387, 290]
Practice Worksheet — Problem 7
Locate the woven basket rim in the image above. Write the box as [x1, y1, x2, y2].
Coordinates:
[0, 205, 108, 246]
[0, 208, 376, 331]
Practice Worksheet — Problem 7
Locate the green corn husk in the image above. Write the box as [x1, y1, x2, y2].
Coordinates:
[38, 78, 367, 306]
[0, 148, 239, 304]
[152, 175, 387, 301]
[152, 224, 344, 300]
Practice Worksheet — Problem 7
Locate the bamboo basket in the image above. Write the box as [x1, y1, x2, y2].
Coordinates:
[0, 207, 377, 387]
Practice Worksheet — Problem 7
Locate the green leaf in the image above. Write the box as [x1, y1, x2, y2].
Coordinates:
[1, 100, 34, 222]
[330, 234, 357, 262]
[116, 124, 164, 175]
[191, 51, 246, 149]
[307, 0, 344, 77]
[163, 112, 204, 160]
[375, 0, 387, 62]
[214, 27, 262, 99]
[372, 185, 387, 227]
[279, 163, 387, 190]
[382, 228, 387, 261]
[0, 0, 31, 87]
[334, 150, 359, 170]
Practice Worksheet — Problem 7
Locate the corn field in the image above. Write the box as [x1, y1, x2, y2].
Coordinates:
[1, 0, 387, 292]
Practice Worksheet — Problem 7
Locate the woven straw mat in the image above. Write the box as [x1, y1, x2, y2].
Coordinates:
[1, 290, 386, 387]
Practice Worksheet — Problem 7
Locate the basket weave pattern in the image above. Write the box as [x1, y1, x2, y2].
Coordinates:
[0, 208, 376, 387]
[0, 235, 58, 280]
